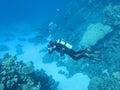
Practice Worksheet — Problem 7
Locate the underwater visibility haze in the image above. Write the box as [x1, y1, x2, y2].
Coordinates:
[0, 0, 120, 90]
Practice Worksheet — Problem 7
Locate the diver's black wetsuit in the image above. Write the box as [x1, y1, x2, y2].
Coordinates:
[48, 40, 89, 60]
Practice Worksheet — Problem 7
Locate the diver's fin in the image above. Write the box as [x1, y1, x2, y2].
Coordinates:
[93, 51, 100, 54]
[86, 48, 100, 54]
[92, 57, 100, 61]
[85, 53, 91, 57]
[86, 48, 92, 52]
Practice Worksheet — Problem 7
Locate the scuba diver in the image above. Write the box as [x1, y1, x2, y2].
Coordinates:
[48, 39, 100, 61]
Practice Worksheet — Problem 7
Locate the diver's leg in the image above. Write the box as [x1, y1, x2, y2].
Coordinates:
[72, 53, 100, 61]
[70, 48, 92, 55]
[69, 49, 78, 55]
[76, 48, 100, 55]
[85, 48, 100, 54]
[75, 49, 86, 54]
[70, 54, 87, 61]
[68, 49, 100, 61]
[83, 53, 100, 61]
[74, 48, 92, 55]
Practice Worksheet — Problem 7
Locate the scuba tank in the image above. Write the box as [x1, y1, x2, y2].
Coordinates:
[57, 39, 72, 49]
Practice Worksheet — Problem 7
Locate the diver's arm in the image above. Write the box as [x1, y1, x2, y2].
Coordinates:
[48, 45, 56, 54]
[48, 47, 54, 54]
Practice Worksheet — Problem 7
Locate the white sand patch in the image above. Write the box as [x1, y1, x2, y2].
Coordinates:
[58, 73, 90, 90]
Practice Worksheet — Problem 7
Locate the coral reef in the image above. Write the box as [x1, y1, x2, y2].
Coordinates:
[87, 3, 120, 89]
[41, 1, 120, 89]
[21, 62, 34, 75]
[79, 23, 112, 48]
[103, 4, 120, 28]
[0, 53, 59, 90]
[113, 72, 120, 81]
[88, 76, 120, 90]
[47, 0, 107, 49]
[59, 20, 120, 83]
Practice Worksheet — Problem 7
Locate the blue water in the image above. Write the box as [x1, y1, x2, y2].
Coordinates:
[0, 0, 120, 90]
[0, 0, 68, 26]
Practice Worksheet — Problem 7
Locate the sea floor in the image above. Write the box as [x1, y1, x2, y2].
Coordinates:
[0, 23, 90, 90]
